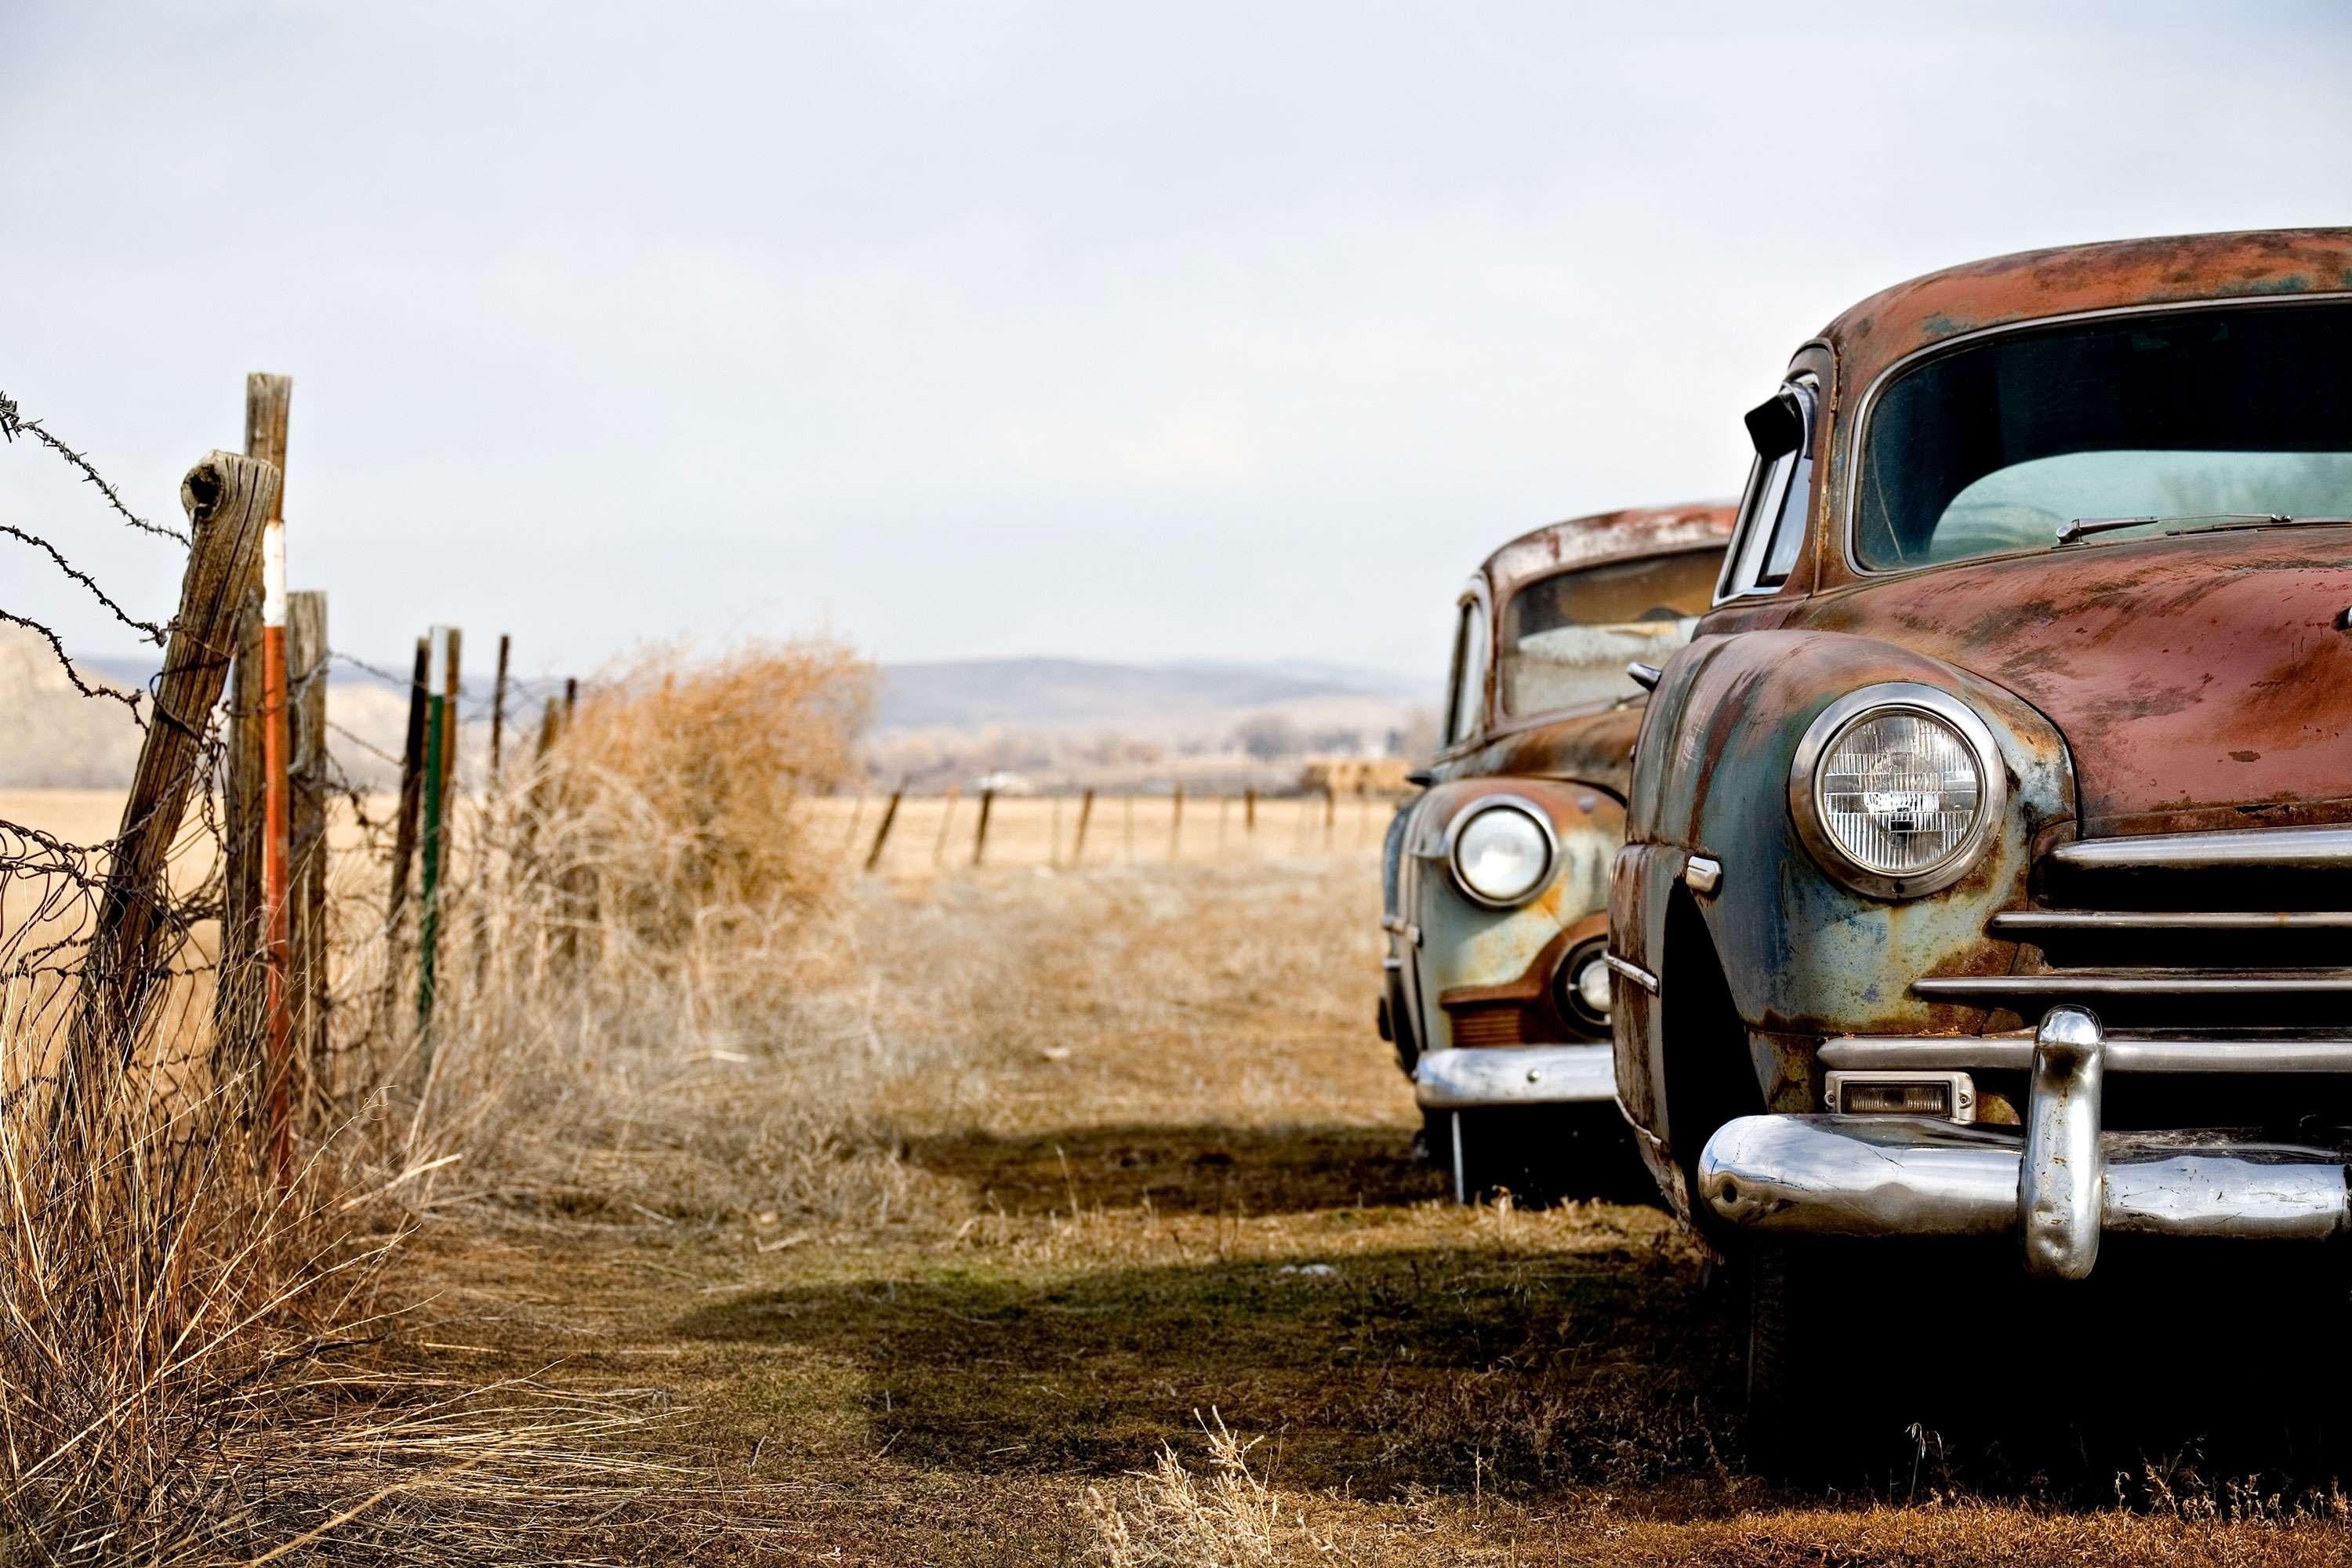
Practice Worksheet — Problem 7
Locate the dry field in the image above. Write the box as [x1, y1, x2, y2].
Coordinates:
[356, 847, 2352, 1563]
[13, 762, 2352, 1561]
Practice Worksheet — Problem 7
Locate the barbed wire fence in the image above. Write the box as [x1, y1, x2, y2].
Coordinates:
[0, 386, 588, 1181]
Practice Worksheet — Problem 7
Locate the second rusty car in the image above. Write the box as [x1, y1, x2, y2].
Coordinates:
[1381, 502, 1733, 1201]
[1610, 227, 2352, 1436]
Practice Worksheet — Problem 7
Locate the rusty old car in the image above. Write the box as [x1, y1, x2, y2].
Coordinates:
[1380, 501, 1733, 1201]
[1610, 227, 2352, 1432]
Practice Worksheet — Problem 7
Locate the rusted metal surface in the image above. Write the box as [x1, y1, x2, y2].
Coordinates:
[1819, 228, 2352, 404]
[1625, 626, 2074, 1038]
[1616, 229, 2352, 1259]
[1396, 778, 1622, 1056]
[1803, 527, 2352, 833]
[1480, 501, 1737, 606]
[1384, 505, 1737, 1175]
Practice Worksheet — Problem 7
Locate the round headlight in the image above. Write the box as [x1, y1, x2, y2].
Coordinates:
[1575, 953, 1613, 1017]
[1553, 938, 1612, 1035]
[1790, 684, 2005, 898]
[1446, 798, 1556, 908]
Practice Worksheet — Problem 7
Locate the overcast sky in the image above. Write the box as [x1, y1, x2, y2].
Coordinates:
[5, 1, 2350, 688]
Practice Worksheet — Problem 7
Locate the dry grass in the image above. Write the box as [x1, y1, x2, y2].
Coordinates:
[15, 631, 2352, 1563]
[384, 843, 2352, 1566]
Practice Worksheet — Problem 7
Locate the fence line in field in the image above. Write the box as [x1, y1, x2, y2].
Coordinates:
[848, 783, 1399, 876]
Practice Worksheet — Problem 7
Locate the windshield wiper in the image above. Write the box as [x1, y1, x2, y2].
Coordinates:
[2056, 512, 2289, 546]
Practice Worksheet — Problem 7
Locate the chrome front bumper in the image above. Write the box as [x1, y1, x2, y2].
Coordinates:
[1414, 1044, 1615, 1109]
[1697, 1007, 2352, 1279]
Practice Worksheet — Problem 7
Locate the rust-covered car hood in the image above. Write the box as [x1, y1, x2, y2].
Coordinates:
[1803, 526, 2352, 835]
[1457, 702, 1647, 800]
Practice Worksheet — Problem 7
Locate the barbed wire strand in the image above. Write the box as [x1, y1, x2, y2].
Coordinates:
[0, 391, 189, 546]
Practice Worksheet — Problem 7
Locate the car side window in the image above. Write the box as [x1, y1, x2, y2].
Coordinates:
[1715, 376, 1819, 601]
[1443, 597, 1488, 746]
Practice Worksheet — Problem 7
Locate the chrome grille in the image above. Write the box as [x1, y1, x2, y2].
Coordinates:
[1915, 823, 2352, 1030]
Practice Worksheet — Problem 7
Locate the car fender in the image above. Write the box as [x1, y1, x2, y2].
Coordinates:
[1617, 629, 2076, 1129]
[1403, 776, 1624, 1054]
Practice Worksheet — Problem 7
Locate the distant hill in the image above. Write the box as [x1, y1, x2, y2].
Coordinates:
[875, 657, 1424, 731]
[8, 647, 1436, 793]
[0, 626, 146, 788]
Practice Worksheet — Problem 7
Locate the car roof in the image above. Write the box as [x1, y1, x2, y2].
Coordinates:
[1819, 227, 2352, 394]
[1480, 501, 1737, 601]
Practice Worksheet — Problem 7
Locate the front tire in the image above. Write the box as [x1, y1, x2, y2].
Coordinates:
[1744, 1239, 1825, 1460]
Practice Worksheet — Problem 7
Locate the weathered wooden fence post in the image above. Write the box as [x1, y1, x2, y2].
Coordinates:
[216, 373, 292, 1065]
[1048, 792, 1064, 869]
[971, 787, 995, 866]
[1072, 788, 1095, 866]
[863, 782, 904, 873]
[842, 784, 869, 856]
[381, 637, 430, 1018]
[488, 632, 511, 786]
[286, 588, 329, 1122]
[1244, 786, 1258, 835]
[931, 784, 960, 868]
[1323, 783, 1337, 847]
[1168, 784, 1184, 862]
[66, 454, 277, 1112]
[437, 627, 463, 812]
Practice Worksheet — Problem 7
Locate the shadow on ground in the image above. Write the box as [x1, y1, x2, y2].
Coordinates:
[678, 1230, 1722, 1497]
[703, 1119, 2352, 1512]
[904, 1121, 1446, 1216]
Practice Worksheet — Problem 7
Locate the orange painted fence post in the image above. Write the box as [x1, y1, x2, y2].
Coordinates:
[259, 517, 293, 1187]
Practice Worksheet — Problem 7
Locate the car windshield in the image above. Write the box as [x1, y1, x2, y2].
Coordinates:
[1855, 300, 2352, 569]
[1499, 549, 1719, 717]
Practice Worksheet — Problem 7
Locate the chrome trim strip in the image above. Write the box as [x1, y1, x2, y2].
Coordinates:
[1682, 855, 1722, 895]
[1603, 952, 1658, 994]
[1915, 973, 2352, 999]
[1838, 292, 2352, 583]
[1412, 1044, 1617, 1109]
[1821, 1036, 2031, 1071]
[1993, 909, 2352, 932]
[1823, 1034, 2352, 1074]
[2049, 825, 2352, 872]
[1787, 683, 2006, 901]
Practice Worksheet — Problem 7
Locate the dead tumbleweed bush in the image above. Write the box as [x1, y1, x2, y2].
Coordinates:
[390, 637, 914, 1229]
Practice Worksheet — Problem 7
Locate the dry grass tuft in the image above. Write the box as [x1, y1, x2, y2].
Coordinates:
[0, 985, 394, 1560]
[1084, 1412, 1303, 1568]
